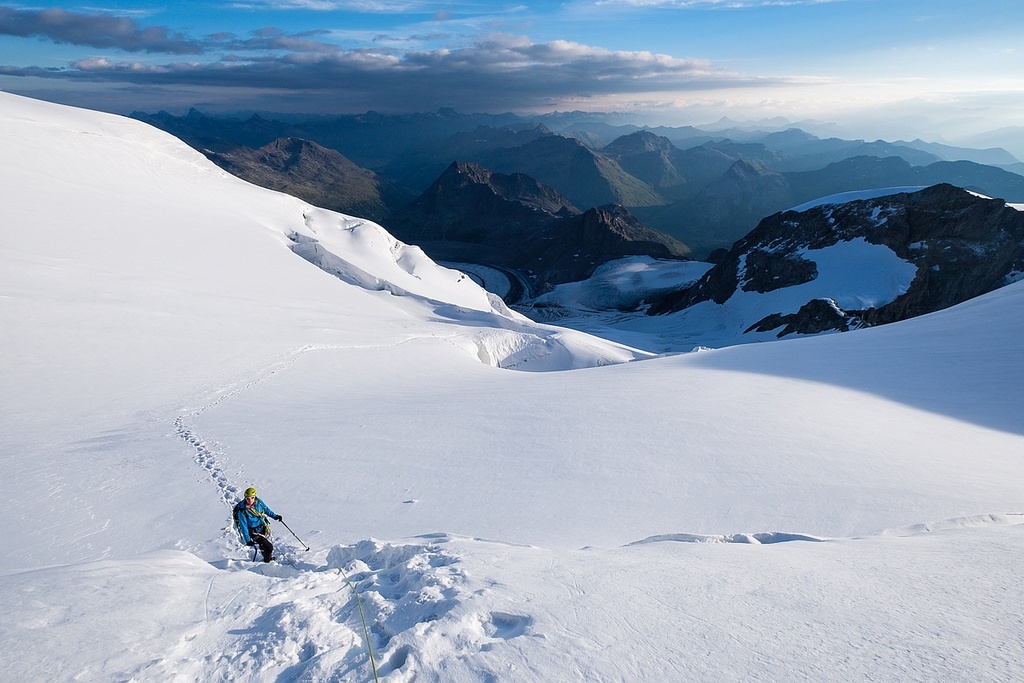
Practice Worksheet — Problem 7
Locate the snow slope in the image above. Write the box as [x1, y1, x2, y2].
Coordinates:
[3, 92, 1024, 682]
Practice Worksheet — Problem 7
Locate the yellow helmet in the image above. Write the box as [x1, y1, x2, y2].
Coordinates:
[244, 487, 257, 499]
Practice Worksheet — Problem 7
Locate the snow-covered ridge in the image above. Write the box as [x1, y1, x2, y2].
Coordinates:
[787, 186, 928, 212]
[0, 91, 645, 375]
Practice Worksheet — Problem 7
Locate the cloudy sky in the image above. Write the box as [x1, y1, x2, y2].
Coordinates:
[1, 0, 1022, 143]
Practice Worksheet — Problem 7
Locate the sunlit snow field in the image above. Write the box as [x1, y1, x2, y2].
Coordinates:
[3, 92, 1024, 682]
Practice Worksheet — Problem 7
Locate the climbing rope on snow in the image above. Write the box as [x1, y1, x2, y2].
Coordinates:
[339, 565, 380, 679]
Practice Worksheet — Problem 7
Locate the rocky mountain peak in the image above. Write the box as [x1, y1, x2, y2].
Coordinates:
[604, 130, 675, 156]
[444, 160, 494, 186]
[433, 161, 581, 216]
[255, 137, 354, 172]
[723, 158, 774, 182]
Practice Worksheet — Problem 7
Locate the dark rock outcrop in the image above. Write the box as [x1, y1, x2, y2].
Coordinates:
[511, 204, 690, 287]
[744, 298, 860, 337]
[648, 184, 1024, 337]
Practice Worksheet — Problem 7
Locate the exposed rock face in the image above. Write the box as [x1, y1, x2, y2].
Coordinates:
[385, 162, 691, 293]
[744, 298, 860, 337]
[204, 138, 413, 222]
[648, 184, 1024, 336]
[740, 248, 819, 294]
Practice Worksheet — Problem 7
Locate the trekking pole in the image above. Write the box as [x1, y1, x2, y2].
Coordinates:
[277, 518, 310, 551]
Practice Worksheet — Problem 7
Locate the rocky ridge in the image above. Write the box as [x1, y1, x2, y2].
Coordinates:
[647, 184, 1024, 337]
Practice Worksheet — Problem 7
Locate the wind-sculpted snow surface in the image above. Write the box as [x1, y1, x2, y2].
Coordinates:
[629, 531, 826, 545]
[0, 537, 526, 681]
[324, 538, 537, 680]
[626, 514, 1024, 547]
[873, 512, 1024, 537]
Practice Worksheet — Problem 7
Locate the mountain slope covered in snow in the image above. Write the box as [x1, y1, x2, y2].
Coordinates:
[3, 92, 1024, 682]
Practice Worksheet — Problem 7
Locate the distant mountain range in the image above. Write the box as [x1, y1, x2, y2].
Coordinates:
[131, 108, 1024, 277]
[131, 108, 535, 170]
